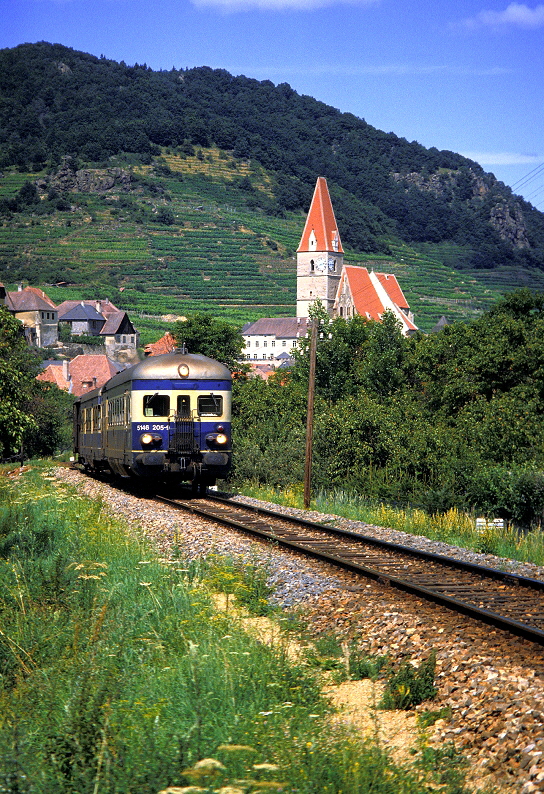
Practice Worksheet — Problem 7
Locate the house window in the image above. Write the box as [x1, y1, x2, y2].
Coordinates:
[292, 340, 296, 346]
[255, 341, 259, 347]
[282, 341, 287, 346]
[254, 354, 257, 359]
[263, 341, 267, 347]
[246, 340, 250, 347]
[271, 340, 275, 347]
[310, 259, 315, 272]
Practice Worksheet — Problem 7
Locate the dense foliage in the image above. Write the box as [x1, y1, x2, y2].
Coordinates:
[2, 41, 544, 270]
[231, 290, 544, 527]
[0, 307, 73, 459]
[172, 313, 246, 370]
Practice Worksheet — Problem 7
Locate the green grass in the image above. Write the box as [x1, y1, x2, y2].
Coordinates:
[0, 462, 469, 794]
[236, 481, 544, 568]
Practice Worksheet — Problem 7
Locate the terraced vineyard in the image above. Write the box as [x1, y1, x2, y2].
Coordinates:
[2, 147, 544, 336]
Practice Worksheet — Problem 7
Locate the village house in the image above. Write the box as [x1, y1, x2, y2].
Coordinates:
[38, 355, 122, 397]
[241, 317, 310, 365]
[56, 298, 139, 355]
[3, 285, 59, 347]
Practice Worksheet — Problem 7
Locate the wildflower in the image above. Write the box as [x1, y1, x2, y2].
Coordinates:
[258, 711, 273, 716]
[139, 582, 152, 587]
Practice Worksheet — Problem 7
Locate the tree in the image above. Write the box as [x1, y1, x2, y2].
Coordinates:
[172, 313, 245, 371]
[0, 308, 75, 460]
[0, 307, 40, 458]
[360, 310, 406, 397]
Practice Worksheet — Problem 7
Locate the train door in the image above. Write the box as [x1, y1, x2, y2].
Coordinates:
[73, 400, 82, 455]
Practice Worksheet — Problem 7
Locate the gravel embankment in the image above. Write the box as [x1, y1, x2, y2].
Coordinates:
[55, 467, 544, 793]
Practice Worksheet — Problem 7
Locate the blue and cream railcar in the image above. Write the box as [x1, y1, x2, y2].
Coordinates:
[74, 352, 232, 492]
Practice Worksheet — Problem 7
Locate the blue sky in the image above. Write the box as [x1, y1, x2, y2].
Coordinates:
[2, 0, 544, 207]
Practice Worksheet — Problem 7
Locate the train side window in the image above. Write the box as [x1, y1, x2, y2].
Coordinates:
[143, 394, 170, 417]
[177, 395, 191, 417]
[197, 395, 223, 416]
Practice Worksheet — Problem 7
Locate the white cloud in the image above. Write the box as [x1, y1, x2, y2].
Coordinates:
[192, 0, 377, 11]
[461, 151, 543, 165]
[461, 3, 544, 30]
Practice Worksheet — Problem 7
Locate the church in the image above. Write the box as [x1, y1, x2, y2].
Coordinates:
[242, 177, 417, 368]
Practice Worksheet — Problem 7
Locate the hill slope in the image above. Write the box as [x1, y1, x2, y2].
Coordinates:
[2, 41, 544, 336]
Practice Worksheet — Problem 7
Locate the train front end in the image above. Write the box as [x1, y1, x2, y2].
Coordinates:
[128, 352, 232, 490]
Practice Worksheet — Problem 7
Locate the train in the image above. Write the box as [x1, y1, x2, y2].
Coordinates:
[73, 351, 232, 494]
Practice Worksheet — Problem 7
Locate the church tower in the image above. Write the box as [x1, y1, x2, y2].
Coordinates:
[296, 177, 343, 317]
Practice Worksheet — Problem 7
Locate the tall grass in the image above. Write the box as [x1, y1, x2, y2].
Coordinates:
[237, 481, 544, 568]
[0, 463, 465, 793]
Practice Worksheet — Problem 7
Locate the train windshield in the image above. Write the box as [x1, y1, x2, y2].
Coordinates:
[198, 395, 223, 416]
[143, 394, 170, 417]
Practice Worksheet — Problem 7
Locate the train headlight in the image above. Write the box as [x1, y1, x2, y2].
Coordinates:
[178, 363, 190, 378]
[205, 432, 229, 448]
[140, 432, 163, 448]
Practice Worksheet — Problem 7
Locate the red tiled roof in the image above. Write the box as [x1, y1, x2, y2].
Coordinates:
[248, 362, 277, 380]
[243, 317, 310, 338]
[375, 273, 409, 310]
[144, 332, 177, 356]
[37, 355, 120, 397]
[340, 266, 418, 333]
[297, 177, 343, 254]
[343, 266, 385, 321]
[7, 287, 57, 312]
[37, 365, 69, 391]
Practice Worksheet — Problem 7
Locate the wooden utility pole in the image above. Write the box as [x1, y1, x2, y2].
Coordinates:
[303, 317, 318, 509]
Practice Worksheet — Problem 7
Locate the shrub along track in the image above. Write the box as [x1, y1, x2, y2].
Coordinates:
[155, 492, 544, 647]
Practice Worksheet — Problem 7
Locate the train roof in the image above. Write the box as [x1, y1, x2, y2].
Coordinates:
[75, 352, 231, 403]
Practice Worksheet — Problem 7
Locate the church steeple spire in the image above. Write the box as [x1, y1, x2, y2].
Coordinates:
[296, 177, 343, 317]
[297, 177, 344, 255]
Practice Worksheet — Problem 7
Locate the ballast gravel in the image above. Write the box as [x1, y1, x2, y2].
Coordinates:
[55, 467, 544, 793]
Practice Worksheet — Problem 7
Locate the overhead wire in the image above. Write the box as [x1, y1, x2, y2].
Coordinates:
[511, 161, 544, 191]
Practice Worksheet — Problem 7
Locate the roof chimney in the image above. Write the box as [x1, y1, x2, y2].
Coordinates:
[62, 359, 70, 381]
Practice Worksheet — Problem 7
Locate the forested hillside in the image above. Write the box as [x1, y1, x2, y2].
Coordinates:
[2, 41, 544, 331]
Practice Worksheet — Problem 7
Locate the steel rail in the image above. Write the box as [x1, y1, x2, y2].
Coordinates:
[155, 493, 544, 646]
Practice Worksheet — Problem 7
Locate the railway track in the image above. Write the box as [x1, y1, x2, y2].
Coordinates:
[155, 491, 544, 647]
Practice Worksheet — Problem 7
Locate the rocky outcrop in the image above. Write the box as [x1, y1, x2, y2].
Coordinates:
[37, 158, 132, 195]
[489, 200, 530, 249]
[392, 168, 530, 249]
[391, 168, 488, 200]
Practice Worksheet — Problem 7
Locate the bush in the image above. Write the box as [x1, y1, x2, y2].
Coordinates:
[380, 651, 437, 710]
